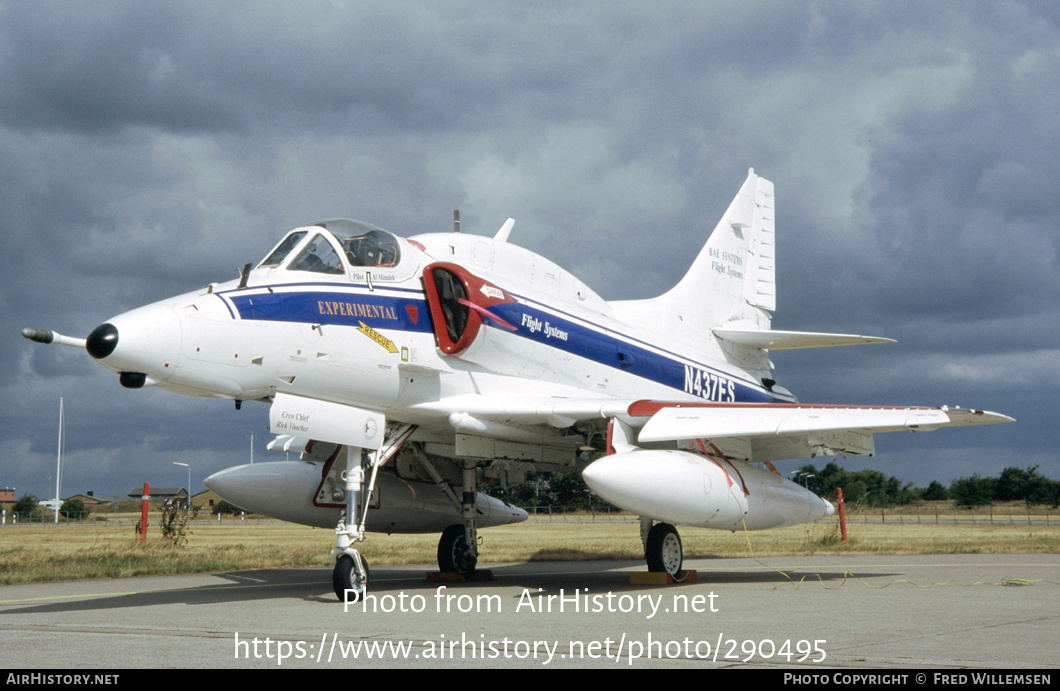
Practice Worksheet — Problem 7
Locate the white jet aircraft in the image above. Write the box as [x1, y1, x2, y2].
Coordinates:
[23, 169, 1012, 600]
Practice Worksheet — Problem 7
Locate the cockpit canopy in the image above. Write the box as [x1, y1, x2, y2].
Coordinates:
[342, 229, 400, 267]
[257, 219, 404, 276]
[315, 219, 401, 268]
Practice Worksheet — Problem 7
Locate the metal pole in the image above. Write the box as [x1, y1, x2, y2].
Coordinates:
[55, 398, 63, 524]
[174, 462, 191, 511]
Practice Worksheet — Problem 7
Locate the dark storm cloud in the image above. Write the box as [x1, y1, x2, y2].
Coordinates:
[0, 3, 241, 134]
[1, 1, 1056, 498]
[0, 3, 637, 137]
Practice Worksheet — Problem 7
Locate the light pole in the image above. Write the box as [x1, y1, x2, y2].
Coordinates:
[173, 462, 191, 511]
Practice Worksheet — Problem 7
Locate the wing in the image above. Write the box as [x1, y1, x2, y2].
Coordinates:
[268, 391, 1013, 467]
[627, 400, 1014, 460]
[409, 394, 1013, 462]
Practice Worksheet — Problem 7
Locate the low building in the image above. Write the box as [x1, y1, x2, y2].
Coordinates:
[66, 492, 127, 511]
[192, 489, 225, 512]
[126, 487, 188, 505]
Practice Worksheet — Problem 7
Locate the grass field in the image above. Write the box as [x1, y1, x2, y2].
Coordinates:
[1, 508, 1057, 585]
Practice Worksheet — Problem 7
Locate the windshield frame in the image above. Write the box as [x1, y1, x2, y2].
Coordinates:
[258, 230, 310, 268]
[285, 231, 348, 275]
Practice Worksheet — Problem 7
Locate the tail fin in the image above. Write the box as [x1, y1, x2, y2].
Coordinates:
[610, 169, 775, 348]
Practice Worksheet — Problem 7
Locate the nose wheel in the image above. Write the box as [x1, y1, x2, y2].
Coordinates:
[332, 552, 370, 601]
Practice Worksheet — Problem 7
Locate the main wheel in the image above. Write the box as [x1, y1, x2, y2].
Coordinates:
[332, 554, 370, 601]
[645, 522, 683, 577]
[437, 524, 477, 577]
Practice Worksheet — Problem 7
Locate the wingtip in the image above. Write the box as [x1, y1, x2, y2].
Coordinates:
[941, 407, 1016, 425]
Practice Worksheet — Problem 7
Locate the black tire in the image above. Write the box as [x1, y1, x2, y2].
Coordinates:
[437, 524, 477, 576]
[332, 554, 369, 601]
[645, 522, 683, 577]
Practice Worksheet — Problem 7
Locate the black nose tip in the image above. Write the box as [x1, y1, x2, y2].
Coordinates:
[86, 323, 118, 359]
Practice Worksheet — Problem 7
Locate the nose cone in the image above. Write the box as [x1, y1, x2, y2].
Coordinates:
[205, 462, 322, 525]
[88, 302, 183, 379]
[86, 323, 119, 359]
[581, 455, 627, 508]
[582, 451, 697, 523]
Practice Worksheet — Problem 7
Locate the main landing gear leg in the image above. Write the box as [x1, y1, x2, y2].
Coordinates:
[439, 464, 479, 577]
[412, 448, 480, 578]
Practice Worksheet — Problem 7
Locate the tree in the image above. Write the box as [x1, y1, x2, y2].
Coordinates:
[840, 479, 868, 504]
[816, 462, 847, 496]
[13, 494, 39, 520]
[921, 480, 948, 501]
[59, 498, 87, 520]
[1026, 477, 1060, 507]
[949, 474, 995, 507]
[996, 466, 1034, 502]
[549, 472, 593, 508]
[212, 500, 245, 515]
[995, 465, 1060, 507]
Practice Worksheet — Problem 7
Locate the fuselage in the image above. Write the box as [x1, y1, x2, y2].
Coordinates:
[85, 220, 792, 421]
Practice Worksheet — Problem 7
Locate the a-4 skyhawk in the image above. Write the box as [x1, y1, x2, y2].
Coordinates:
[23, 169, 1012, 600]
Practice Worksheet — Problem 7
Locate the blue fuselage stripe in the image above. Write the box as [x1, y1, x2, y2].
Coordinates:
[489, 302, 772, 403]
[227, 286, 773, 403]
[226, 289, 434, 333]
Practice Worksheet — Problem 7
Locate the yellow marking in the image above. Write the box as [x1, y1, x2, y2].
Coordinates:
[318, 301, 397, 320]
[357, 321, 398, 353]
[0, 592, 138, 604]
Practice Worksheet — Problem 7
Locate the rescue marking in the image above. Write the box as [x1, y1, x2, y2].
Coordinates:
[357, 321, 398, 353]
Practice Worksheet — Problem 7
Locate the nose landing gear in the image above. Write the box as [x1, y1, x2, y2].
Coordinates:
[330, 423, 416, 602]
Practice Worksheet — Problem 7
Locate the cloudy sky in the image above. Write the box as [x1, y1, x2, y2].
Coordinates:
[3, 1, 1057, 502]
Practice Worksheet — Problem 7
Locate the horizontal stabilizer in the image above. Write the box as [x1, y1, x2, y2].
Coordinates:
[713, 327, 895, 350]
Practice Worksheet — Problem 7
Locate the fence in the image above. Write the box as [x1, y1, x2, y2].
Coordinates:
[0, 511, 285, 526]
[517, 505, 1058, 525]
[842, 505, 1053, 525]
[523, 506, 636, 523]
[3, 504, 1054, 527]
